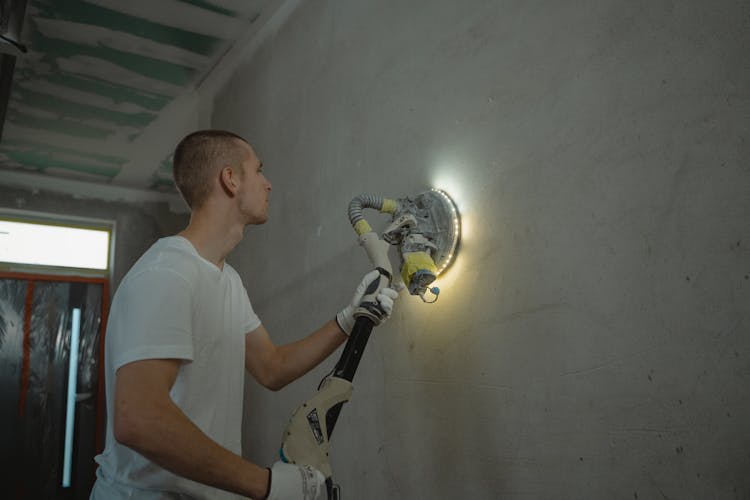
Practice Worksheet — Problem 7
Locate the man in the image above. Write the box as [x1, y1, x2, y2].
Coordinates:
[91, 130, 398, 499]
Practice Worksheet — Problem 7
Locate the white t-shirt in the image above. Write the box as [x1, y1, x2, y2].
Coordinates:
[91, 236, 262, 500]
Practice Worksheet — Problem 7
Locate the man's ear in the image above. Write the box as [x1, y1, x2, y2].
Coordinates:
[219, 166, 239, 196]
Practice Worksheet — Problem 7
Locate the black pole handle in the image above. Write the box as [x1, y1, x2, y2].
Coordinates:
[334, 316, 375, 382]
[325, 316, 375, 439]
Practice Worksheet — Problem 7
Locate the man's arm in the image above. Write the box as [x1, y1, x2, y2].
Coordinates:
[245, 271, 399, 391]
[114, 358, 270, 499]
[244, 320, 347, 391]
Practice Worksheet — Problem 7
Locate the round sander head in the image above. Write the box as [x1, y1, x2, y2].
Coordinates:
[421, 189, 461, 275]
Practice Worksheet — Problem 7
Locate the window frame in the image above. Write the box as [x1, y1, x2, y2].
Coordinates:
[0, 208, 115, 279]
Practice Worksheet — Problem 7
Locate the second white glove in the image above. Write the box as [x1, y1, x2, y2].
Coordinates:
[265, 461, 325, 500]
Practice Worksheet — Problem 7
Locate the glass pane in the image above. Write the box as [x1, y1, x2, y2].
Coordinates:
[0, 278, 27, 489]
[0, 220, 110, 270]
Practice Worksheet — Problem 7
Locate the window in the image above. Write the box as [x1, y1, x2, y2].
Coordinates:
[0, 213, 112, 273]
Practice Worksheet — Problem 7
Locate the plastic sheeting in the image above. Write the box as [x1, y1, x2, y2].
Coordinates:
[0, 278, 27, 489]
[0, 278, 103, 499]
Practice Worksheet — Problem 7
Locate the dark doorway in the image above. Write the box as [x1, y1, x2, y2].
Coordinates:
[0, 272, 108, 499]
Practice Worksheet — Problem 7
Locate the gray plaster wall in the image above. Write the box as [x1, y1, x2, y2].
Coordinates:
[0, 185, 187, 288]
[213, 1, 750, 498]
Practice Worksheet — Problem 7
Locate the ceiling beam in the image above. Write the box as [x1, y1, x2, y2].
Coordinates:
[0, 168, 187, 212]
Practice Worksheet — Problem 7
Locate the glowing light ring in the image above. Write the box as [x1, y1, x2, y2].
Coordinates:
[430, 188, 461, 275]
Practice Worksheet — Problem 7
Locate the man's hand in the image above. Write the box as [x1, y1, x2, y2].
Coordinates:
[264, 461, 325, 500]
[335, 270, 399, 335]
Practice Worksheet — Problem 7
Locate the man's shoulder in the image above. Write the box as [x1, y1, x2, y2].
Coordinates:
[124, 237, 201, 286]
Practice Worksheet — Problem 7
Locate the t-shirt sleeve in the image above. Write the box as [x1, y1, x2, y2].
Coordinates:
[241, 284, 262, 334]
[108, 268, 195, 371]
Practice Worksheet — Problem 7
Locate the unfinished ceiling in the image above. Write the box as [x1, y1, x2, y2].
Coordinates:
[0, 0, 287, 201]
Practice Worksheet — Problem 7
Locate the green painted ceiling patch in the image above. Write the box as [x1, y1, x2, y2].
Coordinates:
[177, 0, 238, 18]
[0, 139, 128, 166]
[7, 110, 116, 139]
[31, 0, 224, 56]
[147, 157, 178, 191]
[41, 74, 172, 111]
[14, 88, 157, 128]
[30, 29, 199, 87]
[149, 174, 178, 192]
[158, 157, 174, 174]
[1, 149, 121, 178]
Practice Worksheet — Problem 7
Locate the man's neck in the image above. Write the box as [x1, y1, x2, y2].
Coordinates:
[178, 207, 244, 269]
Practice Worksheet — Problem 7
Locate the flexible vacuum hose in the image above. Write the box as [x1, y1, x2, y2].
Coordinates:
[348, 194, 385, 226]
[347, 194, 399, 237]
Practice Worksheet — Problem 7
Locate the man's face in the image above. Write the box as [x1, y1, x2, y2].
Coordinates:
[236, 141, 272, 225]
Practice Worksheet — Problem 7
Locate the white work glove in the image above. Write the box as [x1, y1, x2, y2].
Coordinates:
[264, 461, 325, 500]
[335, 270, 399, 335]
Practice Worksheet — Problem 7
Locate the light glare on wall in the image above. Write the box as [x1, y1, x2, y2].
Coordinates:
[0, 220, 110, 270]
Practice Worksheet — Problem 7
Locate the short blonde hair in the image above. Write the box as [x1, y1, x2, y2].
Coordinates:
[173, 130, 248, 209]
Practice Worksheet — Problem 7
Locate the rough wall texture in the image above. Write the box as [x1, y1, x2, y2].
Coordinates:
[213, 1, 750, 498]
[0, 185, 187, 288]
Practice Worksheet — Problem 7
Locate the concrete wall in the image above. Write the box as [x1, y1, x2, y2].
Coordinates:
[213, 1, 750, 498]
[0, 184, 187, 288]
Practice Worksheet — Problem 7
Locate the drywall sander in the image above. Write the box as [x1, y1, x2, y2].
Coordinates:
[280, 190, 461, 499]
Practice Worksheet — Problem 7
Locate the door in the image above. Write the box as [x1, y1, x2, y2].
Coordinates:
[0, 273, 107, 499]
